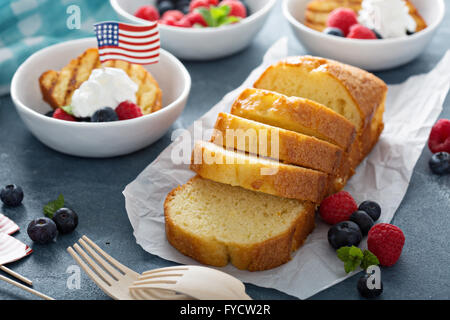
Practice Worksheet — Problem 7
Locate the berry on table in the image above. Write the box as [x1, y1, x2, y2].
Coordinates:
[319, 191, 358, 225]
[52, 208, 78, 234]
[358, 200, 381, 221]
[357, 273, 383, 298]
[428, 119, 450, 153]
[328, 221, 362, 249]
[115, 101, 143, 120]
[323, 27, 344, 37]
[91, 107, 119, 122]
[134, 5, 160, 21]
[349, 210, 374, 236]
[368, 223, 405, 267]
[220, 0, 247, 18]
[326, 8, 358, 36]
[429, 152, 450, 175]
[53, 108, 76, 121]
[0, 184, 24, 207]
[347, 24, 377, 39]
[27, 217, 58, 244]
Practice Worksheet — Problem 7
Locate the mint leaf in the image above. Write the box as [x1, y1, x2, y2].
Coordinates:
[337, 246, 363, 273]
[218, 16, 241, 26]
[43, 194, 65, 219]
[337, 246, 351, 262]
[61, 106, 74, 115]
[361, 249, 380, 270]
[197, 8, 215, 27]
[211, 5, 229, 21]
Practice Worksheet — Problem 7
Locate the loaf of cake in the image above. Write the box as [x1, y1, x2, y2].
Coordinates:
[211, 112, 344, 174]
[164, 176, 316, 271]
[190, 141, 329, 203]
[253, 56, 387, 166]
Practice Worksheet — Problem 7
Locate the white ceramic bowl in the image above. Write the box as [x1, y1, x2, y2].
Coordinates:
[110, 0, 277, 60]
[283, 0, 445, 71]
[11, 38, 191, 158]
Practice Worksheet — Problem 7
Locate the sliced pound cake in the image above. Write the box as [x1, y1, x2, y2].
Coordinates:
[164, 176, 316, 271]
[211, 113, 344, 174]
[253, 56, 387, 164]
[191, 141, 329, 203]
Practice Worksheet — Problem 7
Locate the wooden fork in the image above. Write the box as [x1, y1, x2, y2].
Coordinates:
[67, 235, 188, 300]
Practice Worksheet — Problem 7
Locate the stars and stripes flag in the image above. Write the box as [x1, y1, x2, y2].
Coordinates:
[0, 213, 19, 235]
[0, 233, 32, 265]
[94, 21, 160, 65]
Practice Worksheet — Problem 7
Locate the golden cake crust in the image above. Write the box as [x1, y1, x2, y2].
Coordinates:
[164, 176, 316, 271]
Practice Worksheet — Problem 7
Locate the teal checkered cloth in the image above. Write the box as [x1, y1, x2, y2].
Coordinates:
[0, 0, 118, 95]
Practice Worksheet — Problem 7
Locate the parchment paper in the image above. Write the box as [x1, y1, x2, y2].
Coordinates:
[123, 38, 450, 299]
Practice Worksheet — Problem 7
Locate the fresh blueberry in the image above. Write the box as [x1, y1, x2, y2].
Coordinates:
[429, 152, 450, 175]
[46, 110, 55, 117]
[79, 117, 91, 122]
[176, 0, 190, 13]
[358, 200, 381, 221]
[27, 217, 57, 244]
[328, 221, 362, 249]
[349, 210, 374, 236]
[91, 107, 118, 122]
[323, 27, 344, 37]
[158, 0, 175, 15]
[357, 273, 383, 298]
[52, 208, 78, 234]
[372, 29, 383, 39]
[0, 184, 24, 207]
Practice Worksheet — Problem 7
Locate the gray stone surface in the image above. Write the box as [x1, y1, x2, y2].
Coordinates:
[0, 1, 449, 300]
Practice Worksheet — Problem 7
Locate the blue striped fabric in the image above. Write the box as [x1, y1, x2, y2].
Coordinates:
[0, 0, 118, 95]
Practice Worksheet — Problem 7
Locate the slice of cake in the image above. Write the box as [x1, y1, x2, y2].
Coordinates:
[164, 176, 316, 271]
[211, 112, 344, 174]
[190, 141, 329, 203]
[253, 56, 387, 164]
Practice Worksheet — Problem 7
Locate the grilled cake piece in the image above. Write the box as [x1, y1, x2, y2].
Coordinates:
[39, 48, 162, 115]
[211, 112, 344, 174]
[164, 176, 316, 271]
[305, 0, 427, 33]
[253, 56, 387, 165]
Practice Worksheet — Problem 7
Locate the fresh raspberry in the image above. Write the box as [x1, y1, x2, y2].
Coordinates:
[368, 223, 405, 267]
[207, 0, 219, 5]
[162, 10, 184, 22]
[190, 0, 210, 12]
[159, 16, 177, 26]
[327, 8, 358, 36]
[319, 191, 358, 225]
[134, 5, 160, 22]
[186, 11, 208, 27]
[347, 24, 377, 39]
[174, 17, 193, 28]
[115, 101, 143, 120]
[220, 0, 247, 18]
[428, 119, 450, 153]
[53, 108, 76, 121]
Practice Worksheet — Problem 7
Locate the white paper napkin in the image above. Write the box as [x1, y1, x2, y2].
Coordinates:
[123, 38, 450, 299]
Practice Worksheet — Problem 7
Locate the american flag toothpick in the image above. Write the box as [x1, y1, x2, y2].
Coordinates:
[94, 21, 160, 65]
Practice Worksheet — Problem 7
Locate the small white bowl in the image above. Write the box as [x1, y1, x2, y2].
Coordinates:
[283, 0, 445, 71]
[11, 38, 191, 158]
[110, 0, 277, 60]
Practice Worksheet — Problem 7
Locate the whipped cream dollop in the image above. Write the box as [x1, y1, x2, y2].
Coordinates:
[70, 67, 138, 118]
[358, 0, 416, 38]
